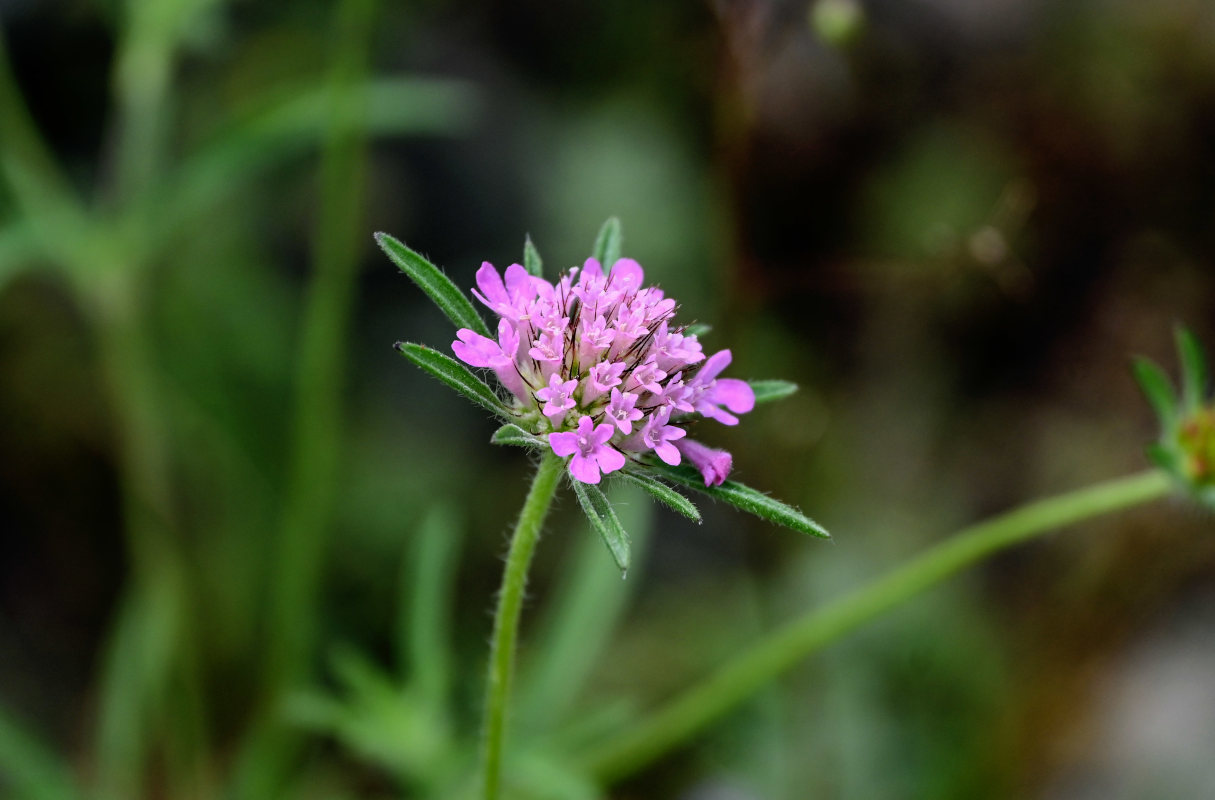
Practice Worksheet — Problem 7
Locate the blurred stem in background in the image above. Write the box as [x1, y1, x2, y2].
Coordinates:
[578, 468, 1173, 783]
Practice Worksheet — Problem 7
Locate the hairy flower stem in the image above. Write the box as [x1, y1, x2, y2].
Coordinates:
[580, 468, 1174, 783]
[482, 451, 566, 800]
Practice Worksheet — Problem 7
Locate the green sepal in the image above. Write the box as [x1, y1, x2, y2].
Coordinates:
[749, 380, 799, 404]
[1146, 443, 1180, 472]
[592, 217, 622, 269]
[491, 423, 546, 450]
[640, 462, 830, 539]
[1175, 326, 1208, 413]
[523, 235, 544, 279]
[376, 232, 491, 338]
[394, 342, 511, 419]
[1131, 357, 1178, 428]
[615, 468, 701, 522]
[571, 479, 631, 575]
[683, 323, 712, 338]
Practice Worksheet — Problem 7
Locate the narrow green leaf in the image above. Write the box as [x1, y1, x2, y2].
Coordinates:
[683, 323, 712, 338]
[749, 380, 799, 405]
[641, 462, 830, 539]
[0, 705, 80, 800]
[376, 233, 491, 337]
[615, 469, 701, 522]
[1175, 326, 1209, 412]
[1132, 357, 1178, 427]
[524, 235, 544, 279]
[571, 480, 631, 574]
[591, 217, 622, 268]
[395, 342, 510, 418]
[491, 423, 547, 450]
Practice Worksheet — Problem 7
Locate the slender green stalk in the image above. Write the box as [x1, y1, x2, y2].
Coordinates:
[580, 468, 1174, 783]
[482, 452, 566, 800]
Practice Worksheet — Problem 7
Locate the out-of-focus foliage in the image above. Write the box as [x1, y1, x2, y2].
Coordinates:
[1, 0, 1214, 799]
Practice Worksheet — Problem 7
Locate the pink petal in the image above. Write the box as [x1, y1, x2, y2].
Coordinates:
[548, 431, 579, 458]
[581, 257, 604, 280]
[452, 329, 499, 367]
[695, 349, 732, 384]
[594, 446, 626, 476]
[712, 378, 755, 414]
[653, 441, 681, 465]
[608, 258, 644, 289]
[503, 263, 533, 299]
[472, 262, 506, 308]
[569, 454, 601, 484]
[591, 422, 616, 446]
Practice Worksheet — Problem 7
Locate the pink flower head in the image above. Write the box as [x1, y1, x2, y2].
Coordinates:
[548, 416, 625, 484]
[676, 438, 733, 486]
[450, 250, 756, 484]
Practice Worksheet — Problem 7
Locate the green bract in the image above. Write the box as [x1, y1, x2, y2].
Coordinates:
[1134, 326, 1215, 508]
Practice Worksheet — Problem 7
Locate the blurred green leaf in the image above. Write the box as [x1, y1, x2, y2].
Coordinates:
[571, 480, 630, 574]
[394, 342, 510, 418]
[491, 423, 546, 450]
[1175, 326, 1208, 413]
[638, 462, 831, 539]
[524, 235, 544, 279]
[151, 78, 476, 248]
[0, 706, 80, 800]
[613, 469, 700, 522]
[1146, 442, 1179, 472]
[1132, 357, 1178, 428]
[591, 217, 622, 268]
[749, 380, 799, 405]
[377, 233, 491, 337]
[0, 223, 40, 292]
[518, 483, 651, 733]
[684, 323, 711, 338]
[399, 508, 461, 707]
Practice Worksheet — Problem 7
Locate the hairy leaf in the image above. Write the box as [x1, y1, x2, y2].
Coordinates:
[591, 217, 622, 269]
[1132, 357, 1178, 428]
[523, 235, 544, 279]
[571, 480, 631, 574]
[615, 469, 700, 522]
[1175, 326, 1209, 413]
[376, 233, 491, 337]
[395, 342, 509, 418]
[491, 424, 546, 450]
[749, 380, 799, 405]
[641, 463, 830, 539]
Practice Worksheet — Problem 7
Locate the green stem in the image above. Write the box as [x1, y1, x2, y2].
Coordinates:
[579, 468, 1174, 783]
[481, 452, 566, 800]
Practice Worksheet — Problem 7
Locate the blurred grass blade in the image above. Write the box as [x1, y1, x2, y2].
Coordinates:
[0, 706, 80, 800]
[571, 480, 630, 574]
[394, 342, 510, 418]
[1175, 326, 1208, 412]
[614, 469, 700, 522]
[152, 78, 476, 249]
[592, 217, 622, 268]
[749, 380, 799, 405]
[1132, 357, 1178, 427]
[519, 484, 651, 732]
[491, 423, 546, 450]
[377, 233, 491, 337]
[641, 463, 830, 539]
[524, 235, 544, 279]
[399, 507, 462, 705]
[0, 223, 40, 291]
[684, 323, 711, 338]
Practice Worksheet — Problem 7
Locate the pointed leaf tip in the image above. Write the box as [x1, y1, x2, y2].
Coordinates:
[491, 423, 547, 450]
[376, 232, 491, 337]
[1132, 356, 1178, 427]
[592, 217, 623, 268]
[523, 235, 544, 279]
[571, 479, 631, 573]
[1175, 326, 1209, 412]
[641, 462, 830, 539]
[749, 380, 799, 404]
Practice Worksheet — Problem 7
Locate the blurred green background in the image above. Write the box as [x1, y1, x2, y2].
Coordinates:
[2, 0, 1215, 798]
